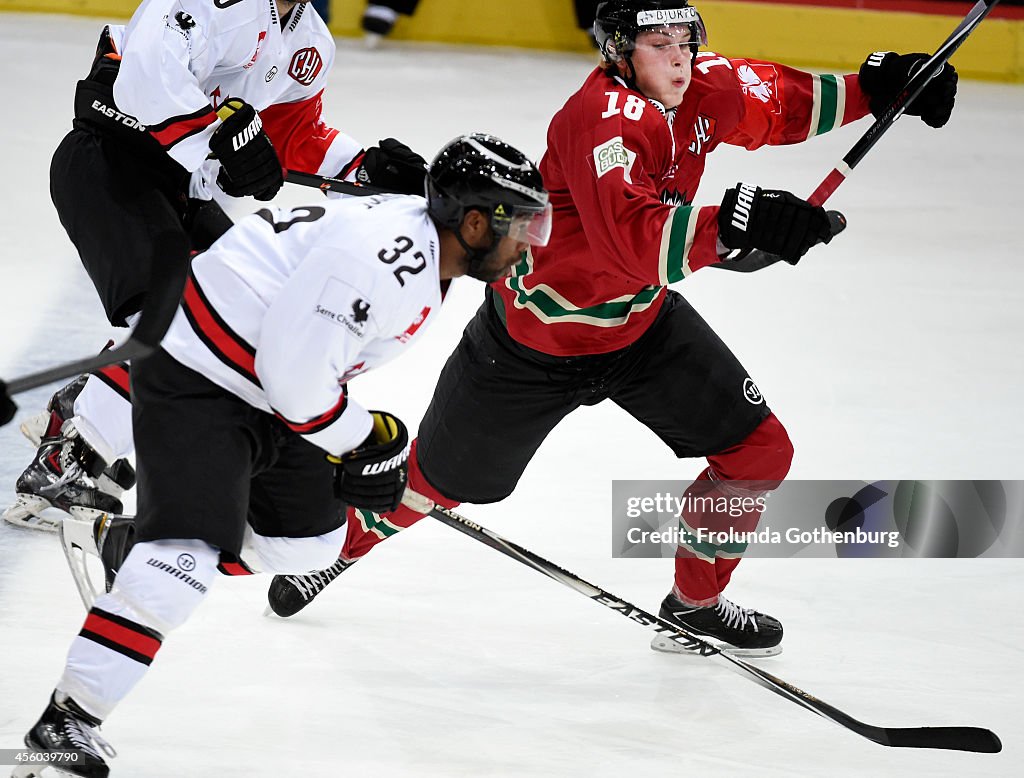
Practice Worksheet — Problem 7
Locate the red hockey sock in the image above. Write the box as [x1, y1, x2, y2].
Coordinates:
[341, 438, 460, 561]
[673, 413, 793, 605]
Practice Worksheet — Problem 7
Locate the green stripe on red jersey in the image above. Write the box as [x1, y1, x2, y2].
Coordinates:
[659, 205, 700, 284]
[807, 73, 847, 139]
[505, 253, 663, 327]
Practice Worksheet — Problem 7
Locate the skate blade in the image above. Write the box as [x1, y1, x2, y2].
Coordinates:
[1, 496, 63, 532]
[60, 515, 104, 610]
[650, 633, 782, 658]
[11, 766, 86, 778]
[19, 410, 49, 448]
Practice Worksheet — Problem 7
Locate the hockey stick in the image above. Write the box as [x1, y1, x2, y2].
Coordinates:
[0, 168, 374, 423]
[0, 170, 381, 426]
[284, 169, 390, 197]
[717, 0, 1001, 273]
[400, 491, 1001, 753]
[0, 228, 191, 427]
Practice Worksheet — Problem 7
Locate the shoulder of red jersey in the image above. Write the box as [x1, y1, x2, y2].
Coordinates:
[574, 67, 676, 137]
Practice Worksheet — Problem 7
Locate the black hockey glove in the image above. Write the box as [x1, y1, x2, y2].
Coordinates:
[355, 138, 428, 195]
[858, 51, 958, 129]
[209, 98, 284, 200]
[331, 411, 410, 513]
[718, 183, 833, 265]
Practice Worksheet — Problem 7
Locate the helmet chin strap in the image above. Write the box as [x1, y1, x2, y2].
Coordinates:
[455, 225, 500, 277]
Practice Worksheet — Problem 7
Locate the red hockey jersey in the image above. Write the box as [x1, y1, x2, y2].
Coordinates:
[492, 53, 872, 356]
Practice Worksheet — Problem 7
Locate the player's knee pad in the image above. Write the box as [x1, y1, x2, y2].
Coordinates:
[238, 524, 346, 574]
[104, 539, 218, 634]
[709, 412, 793, 484]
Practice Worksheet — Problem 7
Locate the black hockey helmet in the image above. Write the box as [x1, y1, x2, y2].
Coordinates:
[426, 133, 551, 248]
[594, 1, 709, 63]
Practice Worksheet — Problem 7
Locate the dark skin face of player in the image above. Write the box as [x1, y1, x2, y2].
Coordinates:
[438, 210, 529, 283]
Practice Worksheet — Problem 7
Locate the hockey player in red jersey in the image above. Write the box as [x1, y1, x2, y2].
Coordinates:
[3, 0, 428, 532]
[268, 0, 958, 655]
[14, 135, 551, 777]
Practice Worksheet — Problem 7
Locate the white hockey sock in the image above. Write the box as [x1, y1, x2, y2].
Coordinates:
[238, 524, 346, 574]
[72, 372, 134, 464]
[57, 539, 217, 721]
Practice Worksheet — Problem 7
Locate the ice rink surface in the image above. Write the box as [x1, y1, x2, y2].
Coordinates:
[1, 12, 1023, 777]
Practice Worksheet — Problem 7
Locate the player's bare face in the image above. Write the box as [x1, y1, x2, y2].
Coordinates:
[630, 29, 693, 109]
[468, 235, 530, 283]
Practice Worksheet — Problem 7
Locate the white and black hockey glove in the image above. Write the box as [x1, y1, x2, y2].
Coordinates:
[209, 98, 284, 201]
[330, 411, 410, 513]
[859, 51, 958, 129]
[718, 183, 833, 265]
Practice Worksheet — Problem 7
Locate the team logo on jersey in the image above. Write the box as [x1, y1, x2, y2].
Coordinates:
[660, 188, 689, 207]
[244, 31, 268, 70]
[174, 11, 196, 31]
[317, 278, 374, 339]
[289, 47, 324, 86]
[396, 306, 432, 344]
[688, 114, 717, 156]
[737, 64, 782, 115]
[743, 378, 764, 405]
[593, 136, 636, 183]
[352, 299, 371, 324]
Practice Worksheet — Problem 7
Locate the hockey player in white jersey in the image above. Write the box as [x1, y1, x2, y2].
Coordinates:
[3, 0, 428, 531]
[12, 134, 551, 778]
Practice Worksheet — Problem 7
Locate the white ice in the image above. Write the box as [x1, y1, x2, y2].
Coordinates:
[1, 13, 1023, 777]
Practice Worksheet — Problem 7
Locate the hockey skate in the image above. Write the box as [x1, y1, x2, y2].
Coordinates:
[14, 687, 115, 773]
[13, 692, 115, 778]
[265, 555, 357, 617]
[3, 426, 131, 532]
[60, 513, 136, 610]
[651, 592, 783, 658]
[4, 378, 135, 532]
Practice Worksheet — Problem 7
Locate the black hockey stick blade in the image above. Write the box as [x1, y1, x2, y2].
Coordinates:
[285, 169, 391, 198]
[0, 228, 190, 425]
[880, 726, 1001, 752]
[405, 493, 1001, 752]
[713, 210, 846, 274]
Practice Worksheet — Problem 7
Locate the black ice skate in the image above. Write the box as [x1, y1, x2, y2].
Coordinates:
[266, 556, 357, 617]
[651, 592, 783, 658]
[4, 377, 135, 532]
[61, 513, 136, 610]
[15, 691, 114, 778]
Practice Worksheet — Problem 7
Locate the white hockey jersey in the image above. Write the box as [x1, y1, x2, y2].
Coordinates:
[108, 0, 361, 195]
[161, 195, 444, 457]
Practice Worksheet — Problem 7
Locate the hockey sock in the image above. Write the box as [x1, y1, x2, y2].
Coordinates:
[57, 539, 217, 721]
[228, 523, 348, 575]
[72, 363, 134, 463]
[673, 414, 793, 603]
[342, 438, 458, 560]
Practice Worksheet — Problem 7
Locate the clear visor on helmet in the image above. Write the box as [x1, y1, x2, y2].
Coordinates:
[495, 202, 554, 248]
